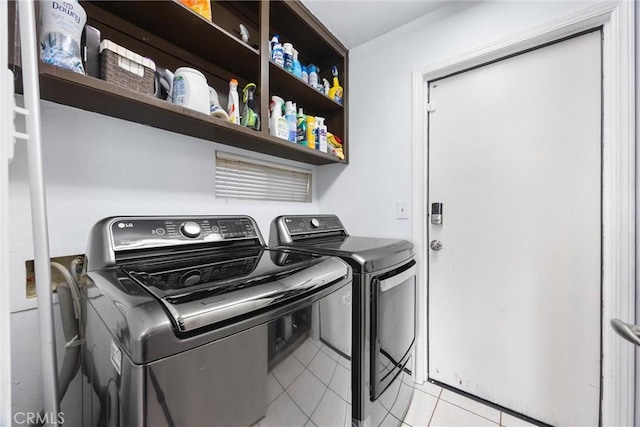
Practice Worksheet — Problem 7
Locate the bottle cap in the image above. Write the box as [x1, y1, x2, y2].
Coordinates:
[301, 65, 307, 72]
[230, 78, 238, 85]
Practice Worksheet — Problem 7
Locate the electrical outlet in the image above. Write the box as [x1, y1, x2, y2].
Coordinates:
[396, 200, 410, 220]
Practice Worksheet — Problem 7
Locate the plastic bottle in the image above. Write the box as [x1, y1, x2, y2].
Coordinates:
[296, 107, 307, 145]
[328, 65, 344, 105]
[308, 64, 318, 89]
[241, 83, 260, 130]
[322, 78, 330, 96]
[227, 79, 240, 124]
[269, 34, 279, 55]
[292, 49, 302, 78]
[269, 96, 288, 139]
[315, 116, 328, 153]
[209, 86, 229, 120]
[306, 116, 316, 149]
[271, 39, 284, 67]
[300, 66, 308, 84]
[285, 101, 297, 143]
[283, 43, 294, 73]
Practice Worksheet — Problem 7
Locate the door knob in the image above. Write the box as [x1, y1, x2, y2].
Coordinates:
[430, 240, 442, 251]
[611, 318, 640, 346]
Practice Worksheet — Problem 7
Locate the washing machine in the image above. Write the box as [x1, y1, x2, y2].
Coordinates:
[270, 214, 416, 427]
[80, 215, 351, 426]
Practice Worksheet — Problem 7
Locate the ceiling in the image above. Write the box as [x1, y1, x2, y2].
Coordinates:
[300, 0, 449, 49]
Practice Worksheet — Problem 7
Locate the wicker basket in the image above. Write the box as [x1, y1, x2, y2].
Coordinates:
[99, 40, 156, 95]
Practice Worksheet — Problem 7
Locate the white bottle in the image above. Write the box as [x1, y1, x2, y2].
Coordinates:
[315, 116, 328, 153]
[227, 79, 240, 124]
[269, 96, 288, 140]
[283, 43, 294, 72]
[285, 101, 297, 142]
[308, 65, 318, 89]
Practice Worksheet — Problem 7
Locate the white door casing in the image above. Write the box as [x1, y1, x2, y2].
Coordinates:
[411, 2, 635, 426]
[428, 31, 601, 426]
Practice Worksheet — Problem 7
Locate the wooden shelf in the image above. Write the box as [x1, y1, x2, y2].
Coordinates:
[269, 62, 343, 115]
[38, 63, 345, 165]
[86, 0, 261, 82]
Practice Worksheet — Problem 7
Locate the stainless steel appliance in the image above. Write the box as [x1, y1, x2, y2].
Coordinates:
[270, 215, 417, 427]
[80, 216, 351, 426]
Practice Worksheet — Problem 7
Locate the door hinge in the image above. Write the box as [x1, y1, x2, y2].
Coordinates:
[6, 68, 29, 164]
[426, 102, 436, 113]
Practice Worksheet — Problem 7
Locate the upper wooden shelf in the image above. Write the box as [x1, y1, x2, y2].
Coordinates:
[37, 63, 344, 165]
[85, 0, 260, 82]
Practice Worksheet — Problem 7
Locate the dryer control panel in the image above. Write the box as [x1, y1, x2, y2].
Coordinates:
[110, 216, 260, 251]
[282, 215, 345, 235]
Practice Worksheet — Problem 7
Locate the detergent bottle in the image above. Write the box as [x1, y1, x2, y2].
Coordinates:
[296, 107, 307, 145]
[283, 43, 294, 73]
[241, 83, 260, 130]
[227, 79, 240, 124]
[285, 101, 297, 143]
[306, 116, 316, 149]
[269, 96, 288, 139]
[315, 116, 328, 153]
[328, 65, 343, 105]
[292, 49, 302, 78]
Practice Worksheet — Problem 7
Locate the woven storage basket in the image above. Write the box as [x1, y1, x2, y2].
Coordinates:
[99, 40, 156, 95]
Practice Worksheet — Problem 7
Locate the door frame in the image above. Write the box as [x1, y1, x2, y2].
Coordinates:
[410, 1, 635, 426]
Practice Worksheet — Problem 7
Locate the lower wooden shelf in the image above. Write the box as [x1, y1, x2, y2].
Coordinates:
[34, 63, 346, 166]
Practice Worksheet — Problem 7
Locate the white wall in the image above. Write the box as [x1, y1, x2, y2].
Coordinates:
[316, 1, 602, 239]
[9, 98, 322, 422]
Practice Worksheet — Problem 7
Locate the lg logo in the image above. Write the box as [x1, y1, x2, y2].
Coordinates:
[117, 222, 134, 229]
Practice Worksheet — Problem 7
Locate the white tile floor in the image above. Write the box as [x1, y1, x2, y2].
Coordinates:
[260, 335, 536, 427]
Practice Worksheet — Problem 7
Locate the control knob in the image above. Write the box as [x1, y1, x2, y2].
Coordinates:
[310, 218, 320, 229]
[180, 221, 202, 238]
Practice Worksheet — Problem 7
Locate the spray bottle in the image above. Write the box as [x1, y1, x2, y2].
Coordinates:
[292, 49, 302, 78]
[315, 116, 328, 153]
[227, 79, 240, 124]
[285, 101, 297, 143]
[269, 96, 288, 139]
[296, 107, 307, 145]
[328, 65, 343, 105]
[241, 83, 260, 130]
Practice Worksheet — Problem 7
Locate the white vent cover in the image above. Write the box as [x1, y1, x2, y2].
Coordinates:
[215, 151, 312, 202]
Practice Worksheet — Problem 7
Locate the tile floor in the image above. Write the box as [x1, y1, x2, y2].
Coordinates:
[259, 335, 536, 427]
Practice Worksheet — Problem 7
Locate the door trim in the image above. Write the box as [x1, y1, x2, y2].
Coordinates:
[410, 1, 635, 426]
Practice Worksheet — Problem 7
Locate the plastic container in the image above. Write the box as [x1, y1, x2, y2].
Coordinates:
[209, 86, 229, 120]
[171, 67, 209, 114]
[285, 101, 297, 143]
[271, 40, 284, 67]
[283, 43, 294, 73]
[40, 0, 86, 74]
[315, 117, 328, 153]
[296, 108, 306, 145]
[308, 65, 318, 90]
[269, 96, 288, 139]
[178, 0, 212, 20]
[329, 65, 344, 105]
[227, 79, 241, 124]
[301, 66, 308, 84]
[241, 83, 260, 130]
[306, 116, 316, 149]
[292, 49, 302, 78]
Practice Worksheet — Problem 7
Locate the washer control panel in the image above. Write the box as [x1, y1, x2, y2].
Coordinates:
[283, 215, 344, 235]
[110, 217, 259, 251]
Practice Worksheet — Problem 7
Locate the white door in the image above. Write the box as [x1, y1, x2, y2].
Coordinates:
[427, 31, 601, 426]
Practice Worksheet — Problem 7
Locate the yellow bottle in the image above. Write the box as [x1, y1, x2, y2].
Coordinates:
[328, 65, 343, 105]
[306, 116, 316, 149]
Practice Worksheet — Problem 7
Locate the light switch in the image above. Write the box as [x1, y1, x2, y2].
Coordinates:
[396, 200, 410, 220]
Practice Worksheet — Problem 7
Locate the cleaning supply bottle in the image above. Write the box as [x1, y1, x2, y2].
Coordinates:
[269, 34, 279, 55]
[292, 49, 302, 78]
[306, 116, 316, 149]
[227, 79, 240, 124]
[301, 66, 308, 84]
[328, 65, 343, 105]
[308, 64, 318, 89]
[296, 107, 307, 145]
[209, 86, 229, 120]
[241, 83, 260, 130]
[285, 101, 297, 143]
[269, 96, 288, 139]
[271, 38, 284, 67]
[315, 116, 328, 153]
[322, 78, 330, 96]
[283, 43, 294, 73]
